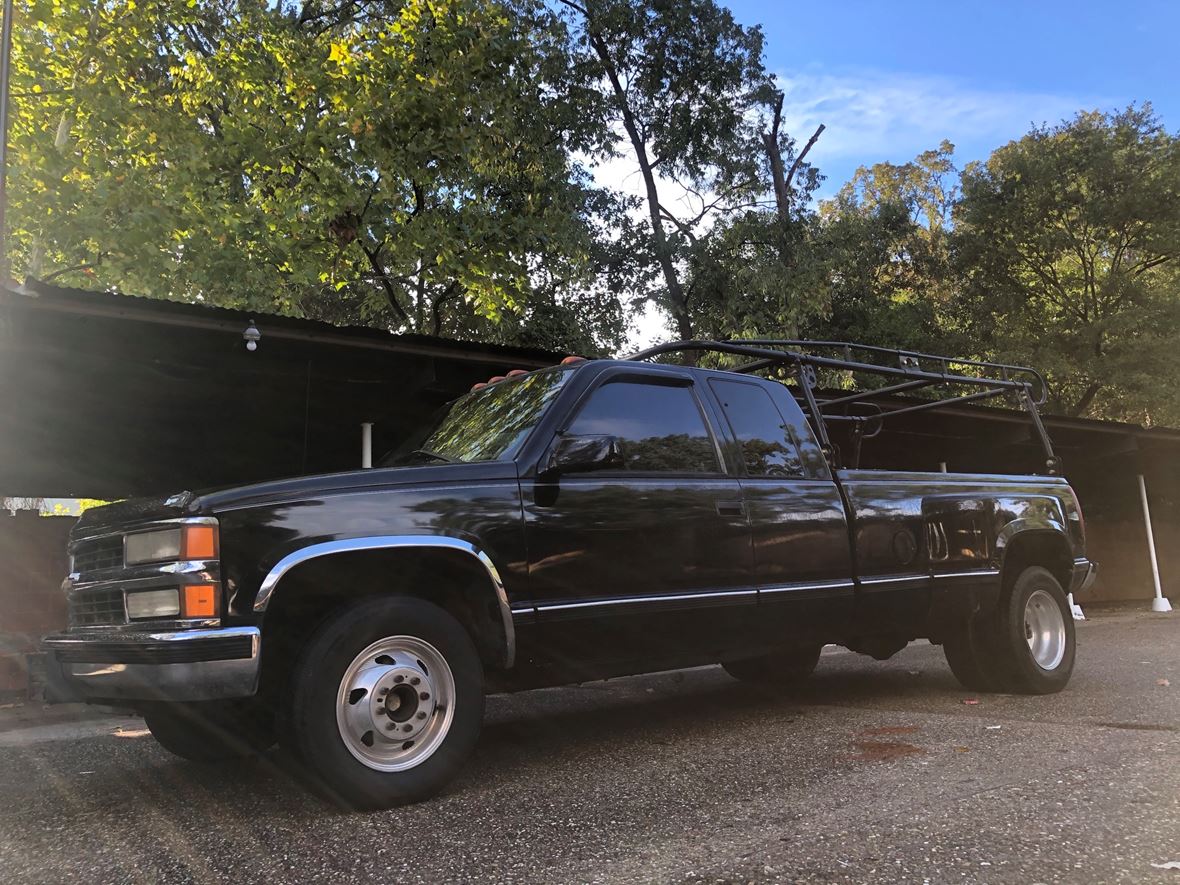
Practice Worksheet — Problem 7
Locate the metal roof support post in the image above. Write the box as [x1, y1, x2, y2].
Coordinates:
[361, 422, 374, 470]
[1138, 473, 1173, 613]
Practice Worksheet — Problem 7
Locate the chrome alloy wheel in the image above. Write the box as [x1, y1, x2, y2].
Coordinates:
[1024, 587, 1067, 671]
[335, 636, 456, 772]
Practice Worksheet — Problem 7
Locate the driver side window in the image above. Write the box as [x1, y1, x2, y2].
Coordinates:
[566, 380, 720, 474]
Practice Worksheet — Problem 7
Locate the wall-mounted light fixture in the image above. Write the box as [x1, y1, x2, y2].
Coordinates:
[243, 320, 261, 352]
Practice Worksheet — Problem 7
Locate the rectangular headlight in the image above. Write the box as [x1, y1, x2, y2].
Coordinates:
[124, 528, 182, 565]
[126, 588, 180, 620]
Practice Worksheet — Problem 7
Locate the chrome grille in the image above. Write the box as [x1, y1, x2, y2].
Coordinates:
[71, 536, 123, 573]
[68, 587, 127, 628]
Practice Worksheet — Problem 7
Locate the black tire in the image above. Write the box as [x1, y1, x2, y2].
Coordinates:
[943, 615, 1003, 692]
[722, 645, 822, 684]
[943, 565, 1075, 695]
[143, 699, 276, 762]
[286, 596, 484, 810]
[992, 566, 1075, 694]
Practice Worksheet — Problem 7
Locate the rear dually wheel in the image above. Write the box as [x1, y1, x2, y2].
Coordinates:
[943, 565, 1075, 695]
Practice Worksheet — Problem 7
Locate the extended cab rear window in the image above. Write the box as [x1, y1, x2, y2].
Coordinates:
[709, 379, 805, 477]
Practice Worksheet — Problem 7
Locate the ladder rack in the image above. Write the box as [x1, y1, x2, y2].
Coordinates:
[626, 339, 1060, 474]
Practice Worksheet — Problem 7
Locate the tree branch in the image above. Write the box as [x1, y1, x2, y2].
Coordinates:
[555, 0, 590, 17]
[585, 28, 692, 340]
[39, 263, 96, 283]
[360, 244, 410, 326]
[785, 123, 825, 193]
[430, 280, 460, 337]
[1069, 381, 1103, 417]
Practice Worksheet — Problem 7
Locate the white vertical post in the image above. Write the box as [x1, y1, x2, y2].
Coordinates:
[361, 422, 373, 469]
[938, 461, 948, 473]
[1138, 473, 1172, 613]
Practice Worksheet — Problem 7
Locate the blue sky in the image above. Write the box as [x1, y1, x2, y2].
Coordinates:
[724, 0, 1180, 195]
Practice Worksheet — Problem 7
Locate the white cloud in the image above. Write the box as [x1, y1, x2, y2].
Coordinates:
[776, 68, 1107, 185]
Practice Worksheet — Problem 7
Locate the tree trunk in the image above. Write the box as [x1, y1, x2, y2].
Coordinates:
[588, 33, 693, 347]
[1068, 381, 1103, 417]
[761, 93, 790, 224]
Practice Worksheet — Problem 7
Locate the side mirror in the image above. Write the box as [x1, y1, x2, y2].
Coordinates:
[544, 434, 624, 476]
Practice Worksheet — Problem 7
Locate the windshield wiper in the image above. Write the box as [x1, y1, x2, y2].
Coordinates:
[407, 448, 459, 464]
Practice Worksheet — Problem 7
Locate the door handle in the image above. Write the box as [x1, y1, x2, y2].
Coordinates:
[716, 501, 746, 518]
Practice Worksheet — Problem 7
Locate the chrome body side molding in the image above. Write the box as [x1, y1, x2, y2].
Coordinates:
[512, 579, 859, 619]
[526, 587, 757, 615]
[931, 569, 1002, 580]
[254, 535, 516, 669]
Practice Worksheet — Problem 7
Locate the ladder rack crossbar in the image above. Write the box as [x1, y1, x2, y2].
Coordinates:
[625, 338, 1060, 474]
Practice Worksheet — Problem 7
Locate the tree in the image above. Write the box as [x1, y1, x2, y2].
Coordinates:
[555, 0, 777, 341]
[798, 202, 953, 355]
[954, 106, 1180, 423]
[6, 0, 620, 351]
[835, 141, 958, 245]
[681, 86, 829, 344]
[799, 143, 959, 354]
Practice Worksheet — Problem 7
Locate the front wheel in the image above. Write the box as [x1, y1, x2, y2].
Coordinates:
[143, 699, 275, 762]
[286, 596, 484, 810]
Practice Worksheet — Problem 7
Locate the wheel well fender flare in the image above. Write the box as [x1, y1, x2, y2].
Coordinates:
[253, 535, 515, 668]
[996, 523, 1073, 589]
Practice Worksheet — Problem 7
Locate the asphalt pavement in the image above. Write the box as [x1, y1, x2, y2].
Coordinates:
[0, 610, 1177, 884]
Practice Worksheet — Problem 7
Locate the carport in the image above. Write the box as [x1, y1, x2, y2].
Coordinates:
[1, 281, 1175, 691]
[0, 280, 560, 689]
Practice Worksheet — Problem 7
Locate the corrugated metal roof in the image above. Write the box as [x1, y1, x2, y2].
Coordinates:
[1, 279, 564, 368]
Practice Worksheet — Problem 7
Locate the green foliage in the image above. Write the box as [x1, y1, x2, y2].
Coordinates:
[801, 146, 960, 355]
[833, 141, 958, 241]
[690, 145, 951, 350]
[7, 0, 624, 352]
[7, 2, 1180, 428]
[954, 106, 1180, 423]
[685, 210, 827, 341]
[557, 0, 779, 339]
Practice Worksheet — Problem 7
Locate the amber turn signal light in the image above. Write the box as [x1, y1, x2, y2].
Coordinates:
[182, 584, 218, 618]
[181, 525, 218, 560]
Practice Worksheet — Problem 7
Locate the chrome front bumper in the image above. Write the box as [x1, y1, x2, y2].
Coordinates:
[1070, 558, 1098, 594]
[40, 627, 260, 703]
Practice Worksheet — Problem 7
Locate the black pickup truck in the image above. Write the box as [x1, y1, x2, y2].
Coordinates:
[41, 340, 1095, 809]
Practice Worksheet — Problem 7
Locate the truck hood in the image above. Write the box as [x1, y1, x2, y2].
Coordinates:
[73, 461, 518, 536]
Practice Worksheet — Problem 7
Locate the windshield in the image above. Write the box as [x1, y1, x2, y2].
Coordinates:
[388, 367, 571, 465]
